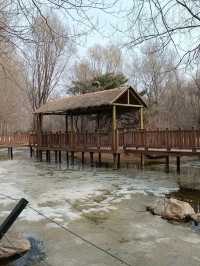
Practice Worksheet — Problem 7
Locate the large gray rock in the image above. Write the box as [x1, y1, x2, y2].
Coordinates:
[147, 198, 195, 222]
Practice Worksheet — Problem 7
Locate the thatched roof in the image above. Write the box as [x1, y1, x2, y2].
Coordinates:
[35, 86, 146, 115]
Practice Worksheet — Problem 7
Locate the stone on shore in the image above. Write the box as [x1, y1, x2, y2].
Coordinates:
[147, 198, 195, 222]
[0, 232, 31, 265]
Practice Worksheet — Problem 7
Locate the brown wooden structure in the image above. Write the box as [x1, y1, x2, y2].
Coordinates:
[1, 87, 200, 171]
[33, 86, 146, 167]
[1, 129, 200, 170]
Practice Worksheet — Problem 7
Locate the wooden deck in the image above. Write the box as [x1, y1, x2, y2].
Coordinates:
[1, 129, 200, 169]
[29, 129, 200, 154]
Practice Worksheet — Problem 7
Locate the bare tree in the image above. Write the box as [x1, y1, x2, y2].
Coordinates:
[0, 0, 118, 48]
[128, 42, 177, 106]
[123, 0, 200, 65]
[25, 14, 74, 111]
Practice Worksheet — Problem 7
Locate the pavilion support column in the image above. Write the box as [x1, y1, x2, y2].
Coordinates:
[70, 115, 74, 149]
[140, 107, 144, 130]
[65, 115, 68, 133]
[139, 107, 145, 169]
[112, 105, 117, 153]
[36, 113, 43, 150]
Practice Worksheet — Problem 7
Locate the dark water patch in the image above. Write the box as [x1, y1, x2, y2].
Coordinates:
[10, 237, 46, 266]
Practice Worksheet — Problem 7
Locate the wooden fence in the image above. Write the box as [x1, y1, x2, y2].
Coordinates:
[0, 133, 30, 147]
[1, 129, 200, 152]
[118, 129, 200, 150]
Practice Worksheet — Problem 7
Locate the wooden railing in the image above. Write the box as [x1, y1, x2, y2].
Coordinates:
[32, 131, 113, 150]
[0, 133, 30, 147]
[118, 129, 200, 150]
[1, 129, 200, 152]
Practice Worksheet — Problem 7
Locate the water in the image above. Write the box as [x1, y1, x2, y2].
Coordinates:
[0, 149, 200, 266]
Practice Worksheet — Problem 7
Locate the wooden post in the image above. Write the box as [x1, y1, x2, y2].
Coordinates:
[36, 149, 39, 159]
[81, 152, 85, 165]
[30, 146, 33, 158]
[113, 153, 117, 169]
[140, 153, 144, 168]
[46, 150, 49, 162]
[39, 150, 42, 162]
[176, 156, 180, 174]
[71, 151, 74, 165]
[117, 153, 121, 169]
[0, 198, 28, 240]
[112, 105, 117, 152]
[66, 152, 69, 165]
[165, 155, 169, 172]
[90, 152, 94, 167]
[98, 152, 101, 166]
[70, 115, 74, 149]
[36, 114, 43, 149]
[55, 150, 58, 163]
[59, 151, 62, 163]
[10, 147, 13, 160]
[48, 150, 51, 162]
[65, 115, 68, 133]
[140, 107, 144, 129]
[8, 147, 13, 160]
[127, 88, 130, 104]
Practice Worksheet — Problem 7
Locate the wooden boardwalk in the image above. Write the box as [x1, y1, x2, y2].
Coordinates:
[28, 129, 200, 153]
[1, 129, 200, 170]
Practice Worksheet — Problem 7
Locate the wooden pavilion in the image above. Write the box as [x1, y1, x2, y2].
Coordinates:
[35, 86, 146, 131]
[33, 85, 147, 167]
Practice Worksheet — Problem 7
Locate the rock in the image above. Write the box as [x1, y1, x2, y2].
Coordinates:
[0, 232, 31, 265]
[147, 198, 195, 222]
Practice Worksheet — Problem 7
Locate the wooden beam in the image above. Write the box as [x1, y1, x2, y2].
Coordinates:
[113, 103, 143, 108]
[70, 115, 74, 148]
[112, 105, 117, 152]
[65, 115, 68, 133]
[127, 89, 130, 104]
[112, 105, 117, 131]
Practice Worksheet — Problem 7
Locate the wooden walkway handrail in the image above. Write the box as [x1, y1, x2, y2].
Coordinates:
[1, 129, 200, 151]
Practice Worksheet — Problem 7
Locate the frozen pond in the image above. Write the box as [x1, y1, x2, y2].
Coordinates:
[0, 149, 200, 266]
